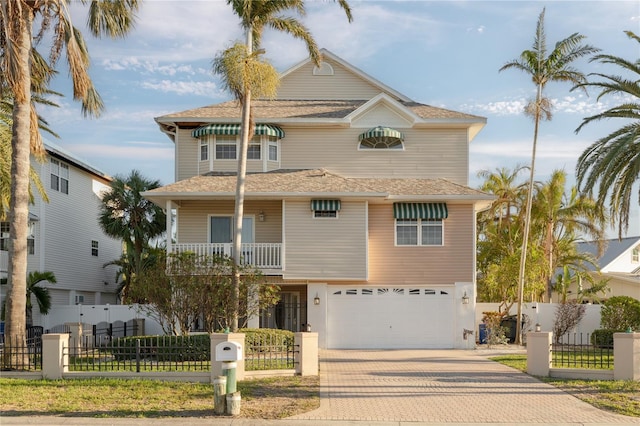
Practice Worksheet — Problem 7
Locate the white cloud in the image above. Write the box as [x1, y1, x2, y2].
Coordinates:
[65, 142, 174, 161]
[140, 80, 220, 97]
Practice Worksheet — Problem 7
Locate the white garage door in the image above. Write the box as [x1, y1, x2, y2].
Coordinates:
[327, 286, 455, 349]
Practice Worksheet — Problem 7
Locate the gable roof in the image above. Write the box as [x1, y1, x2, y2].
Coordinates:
[44, 140, 112, 182]
[280, 49, 412, 102]
[577, 236, 640, 272]
[142, 168, 494, 207]
[155, 49, 486, 141]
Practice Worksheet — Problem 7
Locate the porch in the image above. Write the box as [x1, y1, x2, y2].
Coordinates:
[170, 242, 282, 272]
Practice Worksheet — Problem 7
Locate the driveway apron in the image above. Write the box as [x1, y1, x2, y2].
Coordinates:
[289, 349, 640, 424]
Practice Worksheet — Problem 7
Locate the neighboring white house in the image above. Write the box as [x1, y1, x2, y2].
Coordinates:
[1, 141, 122, 327]
[146, 49, 494, 349]
[567, 236, 640, 302]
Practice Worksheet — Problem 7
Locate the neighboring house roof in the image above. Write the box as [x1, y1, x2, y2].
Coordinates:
[577, 236, 640, 273]
[44, 140, 112, 182]
[142, 168, 494, 206]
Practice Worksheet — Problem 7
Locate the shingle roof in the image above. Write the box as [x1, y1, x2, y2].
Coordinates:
[577, 237, 640, 272]
[143, 169, 492, 200]
[157, 99, 483, 122]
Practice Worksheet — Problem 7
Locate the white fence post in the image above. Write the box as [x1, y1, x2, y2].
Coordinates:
[614, 332, 640, 381]
[42, 334, 69, 380]
[294, 332, 318, 376]
[526, 331, 552, 377]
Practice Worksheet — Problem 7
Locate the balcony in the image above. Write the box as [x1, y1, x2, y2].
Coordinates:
[171, 243, 282, 272]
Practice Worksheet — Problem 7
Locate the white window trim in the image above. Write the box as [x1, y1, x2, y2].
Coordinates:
[200, 138, 209, 162]
[394, 218, 444, 247]
[312, 210, 339, 219]
[357, 140, 405, 151]
[247, 136, 262, 161]
[50, 158, 69, 194]
[214, 135, 238, 160]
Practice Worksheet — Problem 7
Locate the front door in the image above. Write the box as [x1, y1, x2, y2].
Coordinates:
[210, 216, 254, 259]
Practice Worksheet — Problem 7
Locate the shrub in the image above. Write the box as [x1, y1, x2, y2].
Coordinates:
[241, 328, 294, 353]
[552, 301, 586, 343]
[600, 296, 640, 332]
[590, 329, 615, 348]
[111, 334, 210, 361]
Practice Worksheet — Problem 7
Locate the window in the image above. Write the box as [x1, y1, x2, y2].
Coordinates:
[396, 218, 443, 246]
[314, 210, 337, 218]
[1, 222, 34, 254]
[215, 135, 237, 160]
[311, 199, 340, 219]
[200, 139, 209, 161]
[50, 158, 69, 194]
[91, 240, 99, 257]
[268, 138, 278, 161]
[0, 221, 8, 251]
[247, 136, 261, 160]
[359, 138, 403, 150]
[633, 246, 639, 263]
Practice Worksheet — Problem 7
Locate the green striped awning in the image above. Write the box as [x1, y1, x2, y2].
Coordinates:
[393, 203, 448, 219]
[311, 199, 341, 211]
[358, 126, 404, 141]
[192, 124, 285, 139]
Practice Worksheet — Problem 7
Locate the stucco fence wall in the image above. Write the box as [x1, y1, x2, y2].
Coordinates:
[476, 302, 602, 339]
[2, 332, 319, 382]
[527, 331, 640, 381]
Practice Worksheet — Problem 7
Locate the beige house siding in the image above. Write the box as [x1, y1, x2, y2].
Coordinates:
[367, 203, 474, 286]
[281, 127, 469, 183]
[177, 128, 198, 181]
[177, 200, 282, 244]
[283, 200, 367, 280]
[278, 59, 384, 100]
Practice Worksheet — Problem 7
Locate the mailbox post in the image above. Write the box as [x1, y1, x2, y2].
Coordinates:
[215, 341, 242, 394]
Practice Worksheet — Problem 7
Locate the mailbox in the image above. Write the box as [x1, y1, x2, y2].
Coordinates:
[215, 341, 243, 362]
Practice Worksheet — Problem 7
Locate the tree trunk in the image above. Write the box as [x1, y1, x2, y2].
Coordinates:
[4, 4, 33, 368]
[515, 83, 543, 345]
[231, 30, 254, 332]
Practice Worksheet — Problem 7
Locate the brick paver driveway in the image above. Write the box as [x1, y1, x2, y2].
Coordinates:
[290, 349, 640, 424]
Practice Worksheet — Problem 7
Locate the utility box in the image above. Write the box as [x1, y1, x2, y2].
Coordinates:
[215, 341, 243, 362]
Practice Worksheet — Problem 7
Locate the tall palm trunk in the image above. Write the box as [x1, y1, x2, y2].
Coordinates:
[231, 30, 254, 332]
[4, 4, 33, 366]
[515, 83, 542, 345]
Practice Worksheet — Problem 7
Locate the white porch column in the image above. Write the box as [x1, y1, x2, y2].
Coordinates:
[165, 200, 173, 254]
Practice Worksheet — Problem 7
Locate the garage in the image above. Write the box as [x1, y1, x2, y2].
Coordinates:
[326, 286, 456, 349]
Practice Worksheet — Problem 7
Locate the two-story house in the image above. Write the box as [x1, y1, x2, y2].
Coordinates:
[145, 49, 494, 349]
[0, 141, 122, 327]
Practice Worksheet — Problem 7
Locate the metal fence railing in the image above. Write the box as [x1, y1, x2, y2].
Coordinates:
[0, 326, 43, 371]
[552, 332, 613, 369]
[65, 335, 211, 372]
[244, 332, 297, 371]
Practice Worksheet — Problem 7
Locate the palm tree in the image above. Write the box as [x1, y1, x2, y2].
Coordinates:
[499, 7, 599, 344]
[219, 0, 353, 331]
[25, 271, 56, 327]
[1, 0, 139, 361]
[530, 170, 606, 301]
[99, 170, 166, 300]
[574, 31, 640, 239]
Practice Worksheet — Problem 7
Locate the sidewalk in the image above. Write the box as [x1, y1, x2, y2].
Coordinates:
[2, 346, 639, 425]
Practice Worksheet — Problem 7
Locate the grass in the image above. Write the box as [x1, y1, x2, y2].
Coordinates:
[491, 354, 640, 417]
[0, 375, 319, 419]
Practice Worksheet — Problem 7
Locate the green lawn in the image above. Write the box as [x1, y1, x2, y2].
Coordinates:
[491, 354, 640, 417]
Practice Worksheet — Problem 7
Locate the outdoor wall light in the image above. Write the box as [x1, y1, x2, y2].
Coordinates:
[314, 293, 320, 305]
[461, 291, 470, 305]
[259, 211, 265, 222]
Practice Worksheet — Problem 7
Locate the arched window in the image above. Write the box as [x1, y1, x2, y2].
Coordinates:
[358, 126, 404, 150]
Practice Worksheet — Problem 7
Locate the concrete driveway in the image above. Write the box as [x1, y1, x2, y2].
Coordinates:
[289, 348, 640, 424]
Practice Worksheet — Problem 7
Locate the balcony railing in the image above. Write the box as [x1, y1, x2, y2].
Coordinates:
[171, 243, 282, 270]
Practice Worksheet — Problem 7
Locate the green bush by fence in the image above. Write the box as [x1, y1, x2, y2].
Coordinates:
[590, 329, 615, 348]
[111, 334, 210, 362]
[241, 328, 294, 354]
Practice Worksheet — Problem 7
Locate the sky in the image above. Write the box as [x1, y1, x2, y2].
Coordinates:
[39, 0, 639, 237]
